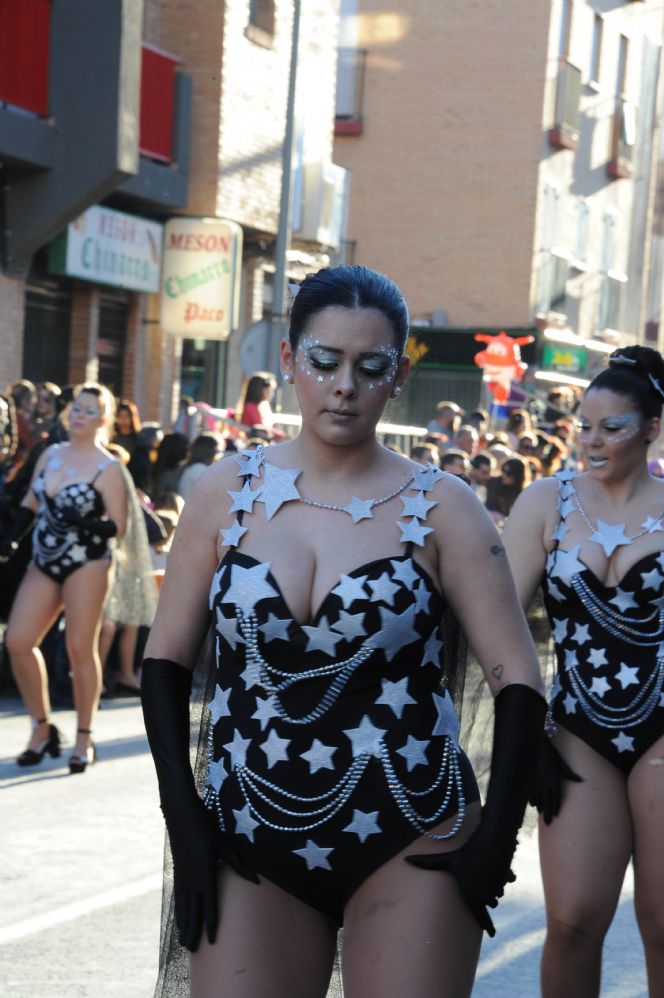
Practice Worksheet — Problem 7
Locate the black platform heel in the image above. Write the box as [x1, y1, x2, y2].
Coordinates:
[16, 718, 62, 767]
[68, 728, 97, 775]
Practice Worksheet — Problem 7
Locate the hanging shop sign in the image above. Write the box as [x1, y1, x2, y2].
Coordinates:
[160, 217, 243, 339]
[542, 343, 587, 374]
[48, 206, 163, 292]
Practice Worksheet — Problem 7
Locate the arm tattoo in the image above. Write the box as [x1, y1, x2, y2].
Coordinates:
[490, 544, 506, 557]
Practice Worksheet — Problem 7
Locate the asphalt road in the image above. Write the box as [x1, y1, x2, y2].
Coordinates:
[0, 694, 648, 998]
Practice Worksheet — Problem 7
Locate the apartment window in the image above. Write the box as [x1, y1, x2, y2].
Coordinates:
[589, 14, 602, 85]
[247, 0, 275, 44]
[616, 34, 628, 96]
[576, 199, 589, 262]
[558, 0, 572, 59]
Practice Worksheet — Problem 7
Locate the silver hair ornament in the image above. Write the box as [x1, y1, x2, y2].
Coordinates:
[609, 354, 638, 367]
[648, 373, 664, 400]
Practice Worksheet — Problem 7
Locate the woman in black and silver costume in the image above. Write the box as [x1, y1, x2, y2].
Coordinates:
[504, 345, 664, 997]
[141, 266, 545, 998]
[2, 383, 127, 773]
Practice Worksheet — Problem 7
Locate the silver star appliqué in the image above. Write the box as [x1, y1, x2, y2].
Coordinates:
[397, 517, 433, 547]
[370, 603, 420, 662]
[343, 715, 386, 758]
[588, 520, 632, 557]
[206, 756, 228, 792]
[219, 518, 247, 548]
[252, 696, 280, 730]
[223, 729, 252, 769]
[588, 647, 608, 668]
[330, 611, 366, 641]
[331, 573, 369, 609]
[301, 618, 342, 656]
[341, 497, 375, 523]
[254, 464, 302, 519]
[420, 631, 443, 667]
[608, 588, 638, 614]
[611, 731, 635, 754]
[260, 729, 291, 768]
[376, 677, 416, 719]
[562, 693, 578, 715]
[368, 572, 400, 605]
[396, 734, 429, 772]
[615, 662, 639, 689]
[390, 558, 420, 588]
[589, 676, 611, 698]
[222, 561, 276, 615]
[216, 608, 243, 650]
[551, 618, 568, 643]
[233, 448, 264, 478]
[432, 690, 460, 746]
[293, 839, 333, 871]
[548, 546, 586, 586]
[301, 738, 337, 773]
[260, 612, 292, 643]
[343, 809, 382, 843]
[400, 492, 437, 521]
[207, 684, 232, 725]
[233, 804, 260, 842]
[641, 567, 664, 591]
[227, 481, 258, 514]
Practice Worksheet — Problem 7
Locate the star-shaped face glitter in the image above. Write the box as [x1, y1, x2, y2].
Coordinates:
[254, 464, 302, 519]
[376, 677, 416, 719]
[588, 520, 632, 557]
[432, 690, 460, 746]
[301, 738, 337, 773]
[343, 809, 382, 844]
[341, 497, 375, 523]
[222, 561, 277, 615]
[395, 734, 430, 772]
[292, 839, 333, 871]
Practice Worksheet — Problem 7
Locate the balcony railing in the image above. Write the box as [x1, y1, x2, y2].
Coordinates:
[140, 43, 181, 164]
[0, 0, 51, 116]
[335, 47, 367, 136]
[549, 59, 582, 151]
[607, 96, 636, 179]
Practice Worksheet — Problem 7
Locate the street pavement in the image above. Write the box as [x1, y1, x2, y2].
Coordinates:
[1, 694, 648, 998]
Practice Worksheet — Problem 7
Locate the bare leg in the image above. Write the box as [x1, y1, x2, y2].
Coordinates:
[5, 566, 63, 751]
[62, 562, 112, 760]
[98, 617, 117, 693]
[539, 728, 632, 998]
[629, 734, 664, 998]
[342, 802, 482, 998]
[190, 868, 337, 998]
[117, 624, 139, 687]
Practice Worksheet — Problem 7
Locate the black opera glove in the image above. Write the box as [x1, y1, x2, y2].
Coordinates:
[529, 734, 583, 826]
[0, 507, 35, 563]
[58, 504, 118, 539]
[141, 657, 258, 953]
[406, 683, 547, 937]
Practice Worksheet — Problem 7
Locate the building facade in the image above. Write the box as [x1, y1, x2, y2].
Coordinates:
[333, 0, 664, 422]
[1, 0, 342, 425]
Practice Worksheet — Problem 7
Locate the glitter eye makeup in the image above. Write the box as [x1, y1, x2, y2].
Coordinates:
[602, 414, 640, 432]
[296, 336, 400, 389]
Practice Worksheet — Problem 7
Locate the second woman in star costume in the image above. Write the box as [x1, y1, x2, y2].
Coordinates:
[3, 383, 128, 773]
[141, 265, 545, 998]
[503, 345, 664, 998]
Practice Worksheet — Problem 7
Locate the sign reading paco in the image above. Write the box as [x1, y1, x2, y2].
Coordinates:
[48, 206, 163, 293]
[160, 218, 243, 339]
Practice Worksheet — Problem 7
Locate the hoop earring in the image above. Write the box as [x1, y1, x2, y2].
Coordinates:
[390, 386, 402, 400]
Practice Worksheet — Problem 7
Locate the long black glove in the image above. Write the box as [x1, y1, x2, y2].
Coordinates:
[58, 505, 117, 538]
[406, 683, 547, 936]
[0, 506, 35, 563]
[529, 735, 583, 825]
[141, 657, 258, 953]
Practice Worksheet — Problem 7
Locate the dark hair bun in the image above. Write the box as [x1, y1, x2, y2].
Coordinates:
[609, 345, 664, 384]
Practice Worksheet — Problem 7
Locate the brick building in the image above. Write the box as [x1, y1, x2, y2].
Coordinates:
[333, 0, 664, 421]
[1, 0, 342, 425]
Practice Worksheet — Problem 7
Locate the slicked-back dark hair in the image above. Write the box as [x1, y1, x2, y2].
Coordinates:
[289, 265, 409, 354]
[588, 345, 664, 421]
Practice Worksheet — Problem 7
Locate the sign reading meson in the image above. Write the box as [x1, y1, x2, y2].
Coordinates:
[49, 206, 163, 293]
[160, 218, 243, 339]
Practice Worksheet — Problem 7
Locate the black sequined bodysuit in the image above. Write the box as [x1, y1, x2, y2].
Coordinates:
[203, 451, 478, 923]
[31, 451, 116, 582]
[542, 472, 664, 774]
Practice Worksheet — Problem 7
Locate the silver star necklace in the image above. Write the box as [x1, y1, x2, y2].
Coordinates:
[571, 483, 664, 557]
[298, 475, 415, 523]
